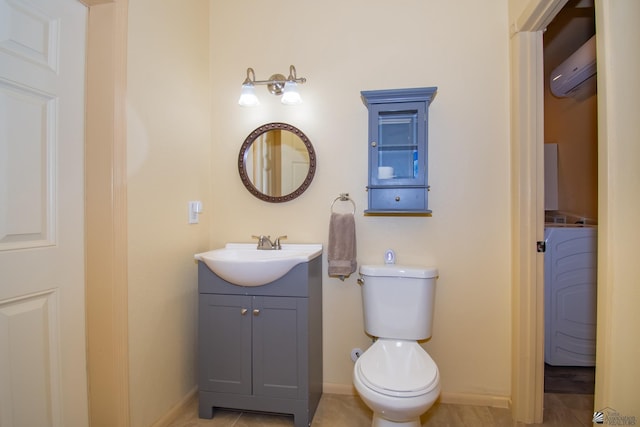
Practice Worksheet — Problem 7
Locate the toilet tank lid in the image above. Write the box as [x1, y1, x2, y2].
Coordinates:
[360, 264, 438, 279]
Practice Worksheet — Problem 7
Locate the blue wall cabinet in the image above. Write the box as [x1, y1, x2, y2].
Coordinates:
[362, 87, 437, 214]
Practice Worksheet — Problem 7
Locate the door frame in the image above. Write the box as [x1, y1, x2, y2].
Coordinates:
[509, 0, 569, 423]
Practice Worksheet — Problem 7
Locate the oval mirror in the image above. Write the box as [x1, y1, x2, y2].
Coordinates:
[238, 123, 316, 203]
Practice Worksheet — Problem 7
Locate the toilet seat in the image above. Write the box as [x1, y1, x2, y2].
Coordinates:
[357, 340, 438, 398]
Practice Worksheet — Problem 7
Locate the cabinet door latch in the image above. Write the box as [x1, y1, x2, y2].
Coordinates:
[536, 241, 546, 253]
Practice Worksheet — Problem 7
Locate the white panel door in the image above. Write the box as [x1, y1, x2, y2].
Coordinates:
[0, 0, 89, 426]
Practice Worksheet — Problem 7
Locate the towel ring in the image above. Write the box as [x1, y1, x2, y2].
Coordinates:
[331, 193, 356, 215]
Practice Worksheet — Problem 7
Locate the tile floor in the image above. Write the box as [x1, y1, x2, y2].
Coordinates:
[167, 392, 595, 427]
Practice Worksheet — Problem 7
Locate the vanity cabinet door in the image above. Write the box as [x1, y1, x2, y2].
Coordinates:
[199, 294, 307, 399]
[252, 296, 307, 399]
[368, 102, 426, 188]
[198, 294, 252, 394]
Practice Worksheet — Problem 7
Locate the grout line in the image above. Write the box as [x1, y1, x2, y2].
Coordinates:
[230, 411, 243, 426]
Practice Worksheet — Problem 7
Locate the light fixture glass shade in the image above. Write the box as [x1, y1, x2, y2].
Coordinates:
[281, 81, 302, 105]
[238, 84, 259, 106]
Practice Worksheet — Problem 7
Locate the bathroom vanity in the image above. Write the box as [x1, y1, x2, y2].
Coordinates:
[361, 87, 437, 214]
[197, 254, 323, 427]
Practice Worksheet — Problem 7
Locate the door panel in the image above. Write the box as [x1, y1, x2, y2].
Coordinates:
[253, 296, 306, 399]
[0, 79, 57, 250]
[0, 290, 61, 427]
[199, 294, 252, 394]
[0, 0, 88, 425]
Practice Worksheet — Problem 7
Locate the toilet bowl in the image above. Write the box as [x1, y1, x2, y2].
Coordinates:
[354, 264, 440, 427]
[353, 340, 440, 427]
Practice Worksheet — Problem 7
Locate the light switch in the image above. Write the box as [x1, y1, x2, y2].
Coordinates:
[188, 201, 202, 224]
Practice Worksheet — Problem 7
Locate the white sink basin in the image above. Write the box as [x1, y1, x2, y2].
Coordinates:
[195, 243, 323, 286]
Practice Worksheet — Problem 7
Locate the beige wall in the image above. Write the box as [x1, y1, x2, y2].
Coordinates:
[210, 1, 512, 404]
[126, 1, 211, 426]
[595, 0, 640, 414]
[116, 0, 640, 424]
[114, 0, 640, 426]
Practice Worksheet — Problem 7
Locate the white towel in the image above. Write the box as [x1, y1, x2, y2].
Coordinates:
[328, 212, 357, 279]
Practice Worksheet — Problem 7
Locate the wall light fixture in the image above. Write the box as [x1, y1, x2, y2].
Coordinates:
[238, 65, 307, 106]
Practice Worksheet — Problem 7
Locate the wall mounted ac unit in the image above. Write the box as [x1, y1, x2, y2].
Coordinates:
[550, 35, 596, 97]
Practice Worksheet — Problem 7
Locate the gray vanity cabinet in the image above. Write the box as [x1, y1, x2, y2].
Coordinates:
[199, 294, 305, 397]
[197, 256, 322, 427]
[362, 87, 437, 214]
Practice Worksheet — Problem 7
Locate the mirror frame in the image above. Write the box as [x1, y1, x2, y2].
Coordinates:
[238, 122, 317, 203]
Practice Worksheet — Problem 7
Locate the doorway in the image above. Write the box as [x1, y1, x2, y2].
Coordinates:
[513, 0, 640, 422]
[542, 0, 597, 397]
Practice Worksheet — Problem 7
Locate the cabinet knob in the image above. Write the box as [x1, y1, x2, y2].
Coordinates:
[395, 196, 401, 202]
[252, 309, 260, 316]
[371, 141, 377, 147]
[241, 308, 248, 315]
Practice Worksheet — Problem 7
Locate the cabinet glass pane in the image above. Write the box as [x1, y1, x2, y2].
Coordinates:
[377, 110, 418, 179]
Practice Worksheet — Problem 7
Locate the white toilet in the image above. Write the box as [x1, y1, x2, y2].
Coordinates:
[353, 264, 440, 427]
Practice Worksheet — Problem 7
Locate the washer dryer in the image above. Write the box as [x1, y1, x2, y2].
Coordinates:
[544, 224, 597, 366]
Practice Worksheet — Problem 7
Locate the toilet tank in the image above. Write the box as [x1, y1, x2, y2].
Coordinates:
[359, 265, 438, 340]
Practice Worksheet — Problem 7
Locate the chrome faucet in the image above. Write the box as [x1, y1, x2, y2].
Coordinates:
[273, 235, 287, 249]
[252, 235, 287, 250]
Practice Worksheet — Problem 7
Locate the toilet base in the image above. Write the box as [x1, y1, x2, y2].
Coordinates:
[372, 414, 420, 427]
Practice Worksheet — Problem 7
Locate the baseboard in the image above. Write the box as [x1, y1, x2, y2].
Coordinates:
[323, 382, 358, 395]
[322, 383, 510, 410]
[440, 391, 511, 409]
[152, 384, 510, 424]
[150, 387, 198, 427]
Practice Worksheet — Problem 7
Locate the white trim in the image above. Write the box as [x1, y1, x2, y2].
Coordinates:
[149, 387, 197, 427]
[323, 382, 357, 395]
[509, 0, 569, 422]
[440, 392, 511, 409]
[513, 0, 569, 34]
[509, 29, 546, 424]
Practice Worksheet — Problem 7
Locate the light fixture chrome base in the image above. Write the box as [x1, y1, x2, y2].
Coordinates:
[267, 74, 286, 95]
